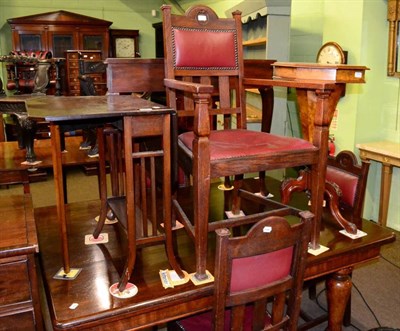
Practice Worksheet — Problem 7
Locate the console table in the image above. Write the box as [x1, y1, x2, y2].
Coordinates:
[357, 140, 400, 226]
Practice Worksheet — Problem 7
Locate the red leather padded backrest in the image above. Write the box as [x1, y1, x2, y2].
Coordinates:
[326, 166, 358, 207]
[230, 246, 293, 293]
[173, 28, 238, 69]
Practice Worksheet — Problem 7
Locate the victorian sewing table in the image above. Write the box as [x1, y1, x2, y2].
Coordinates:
[245, 62, 369, 248]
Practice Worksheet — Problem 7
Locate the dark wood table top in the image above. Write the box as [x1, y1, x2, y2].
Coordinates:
[34, 186, 395, 330]
[0, 95, 174, 122]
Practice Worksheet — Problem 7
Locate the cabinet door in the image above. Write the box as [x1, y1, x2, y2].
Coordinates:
[12, 29, 47, 52]
[49, 31, 78, 58]
[79, 31, 108, 58]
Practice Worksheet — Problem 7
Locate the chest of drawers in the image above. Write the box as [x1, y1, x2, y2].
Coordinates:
[65, 50, 107, 96]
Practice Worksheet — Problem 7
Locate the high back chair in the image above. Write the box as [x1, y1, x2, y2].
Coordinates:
[162, 4, 319, 281]
[168, 211, 313, 331]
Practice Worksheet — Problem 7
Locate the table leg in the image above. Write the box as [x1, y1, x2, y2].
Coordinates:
[50, 123, 70, 274]
[162, 114, 185, 278]
[379, 163, 392, 227]
[296, 86, 344, 248]
[326, 267, 353, 331]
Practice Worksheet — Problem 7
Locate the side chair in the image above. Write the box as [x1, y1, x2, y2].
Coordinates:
[281, 150, 370, 234]
[167, 210, 313, 331]
[161, 4, 319, 282]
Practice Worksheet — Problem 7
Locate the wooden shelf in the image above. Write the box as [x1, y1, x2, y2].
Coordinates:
[243, 37, 267, 47]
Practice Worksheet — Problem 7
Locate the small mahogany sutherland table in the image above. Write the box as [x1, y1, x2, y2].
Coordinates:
[24, 95, 176, 278]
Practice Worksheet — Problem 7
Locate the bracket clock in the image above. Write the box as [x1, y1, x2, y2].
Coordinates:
[110, 29, 140, 58]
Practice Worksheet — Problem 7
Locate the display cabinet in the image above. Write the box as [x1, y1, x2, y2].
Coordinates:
[8, 10, 112, 59]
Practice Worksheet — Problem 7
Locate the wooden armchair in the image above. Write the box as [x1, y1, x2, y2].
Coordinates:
[161, 4, 319, 282]
[167, 211, 313, 331]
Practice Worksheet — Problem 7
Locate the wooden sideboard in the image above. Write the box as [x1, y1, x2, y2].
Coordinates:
[0, 195, 43, 330]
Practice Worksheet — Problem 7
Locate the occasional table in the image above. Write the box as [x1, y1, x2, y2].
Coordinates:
[23, 95, 177, 281]
[357, 140, 400, 226]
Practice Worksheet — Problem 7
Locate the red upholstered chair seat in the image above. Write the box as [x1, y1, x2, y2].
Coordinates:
[179, 130, 317, 161]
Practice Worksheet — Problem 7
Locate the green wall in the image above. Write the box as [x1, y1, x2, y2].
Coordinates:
[0, 0, 399, 230]
[291, 0, 399, 230]
[0, 0, 165, 59]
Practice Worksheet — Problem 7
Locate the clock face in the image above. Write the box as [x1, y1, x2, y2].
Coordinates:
[115, 37, 135, 57]
[317, 42, 345, 64]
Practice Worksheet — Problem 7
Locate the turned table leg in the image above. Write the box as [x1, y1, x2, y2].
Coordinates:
[379, 163, 393, 227]
[326, 267, 353, 331]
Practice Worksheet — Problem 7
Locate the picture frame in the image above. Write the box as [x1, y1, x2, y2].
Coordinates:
[109, 29, 140, 58]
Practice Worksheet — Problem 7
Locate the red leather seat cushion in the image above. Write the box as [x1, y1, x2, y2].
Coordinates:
[326, 166, 358, 206]
[179, 129, 317, 161]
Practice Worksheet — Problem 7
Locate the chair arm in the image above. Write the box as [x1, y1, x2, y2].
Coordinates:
[164, 78, 213, 94]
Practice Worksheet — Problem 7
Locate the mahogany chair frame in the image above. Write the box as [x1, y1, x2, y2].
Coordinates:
[162, 4, 319, 282]
[168, 210, 313, 331]
[281, 150, 370, 232]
